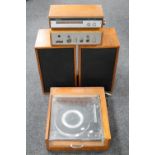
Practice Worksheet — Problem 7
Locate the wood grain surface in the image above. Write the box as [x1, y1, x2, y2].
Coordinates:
[49, 5, 104, 18]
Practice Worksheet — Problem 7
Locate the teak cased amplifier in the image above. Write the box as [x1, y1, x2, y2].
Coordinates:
[48, 5, 105, 29]
[78, 28, 120, 92]
[35, 29, 77, 93]
[51, 28, 102, 45]
[45, 87, 111, 151]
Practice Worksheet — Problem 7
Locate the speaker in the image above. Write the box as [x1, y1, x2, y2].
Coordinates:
[35, 29, 77, 93]
[78, 28, 120, 92]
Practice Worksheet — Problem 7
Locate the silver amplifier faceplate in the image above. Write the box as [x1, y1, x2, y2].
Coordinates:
[50, 20, 103, 28]
[51, 31, 102, 45]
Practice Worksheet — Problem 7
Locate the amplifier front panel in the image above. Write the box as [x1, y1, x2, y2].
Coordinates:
[37, 48, 75, 92]
[50, 19, 103, 28]
[51, 31, 102, 45]
[80, 48, 117, 92]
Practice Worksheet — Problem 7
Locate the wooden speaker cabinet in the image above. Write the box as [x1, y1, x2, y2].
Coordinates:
[35, 29, 77, 93]
[45, 87, 111, 151]
[78, 27, 120, 92]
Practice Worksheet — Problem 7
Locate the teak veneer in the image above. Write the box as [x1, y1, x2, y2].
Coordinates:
[48, 5, 104, 19]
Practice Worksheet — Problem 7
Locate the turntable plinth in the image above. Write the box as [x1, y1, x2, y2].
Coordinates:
[45, 87, 111, 151]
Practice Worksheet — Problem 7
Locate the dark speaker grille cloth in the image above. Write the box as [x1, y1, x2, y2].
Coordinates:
[38, 48, 75, 92]
[81, 48, 116, 91]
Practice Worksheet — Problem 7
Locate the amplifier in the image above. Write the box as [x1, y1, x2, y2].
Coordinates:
[78, 28, 120, 92]
[49, 5, 105, 29]
[51, 29, 102, 45]
[35, 29, 77, 93]
[45, 87, 111, 151]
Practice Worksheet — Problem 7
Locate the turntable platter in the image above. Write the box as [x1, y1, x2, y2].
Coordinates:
[55, 108, 90, 137]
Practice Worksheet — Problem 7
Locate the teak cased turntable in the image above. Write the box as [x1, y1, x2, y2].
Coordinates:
[45, 87, 111, 151]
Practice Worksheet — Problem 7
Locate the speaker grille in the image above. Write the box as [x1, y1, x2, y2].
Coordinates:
[81, 48, 117, 91]
[37, 48, 75, 92]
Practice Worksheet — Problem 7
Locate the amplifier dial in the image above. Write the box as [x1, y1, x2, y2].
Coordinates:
[93, 23, 96, 26]
[87, 23, 90, 26]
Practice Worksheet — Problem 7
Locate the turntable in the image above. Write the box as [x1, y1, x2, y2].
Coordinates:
[45, 87, 111, 151]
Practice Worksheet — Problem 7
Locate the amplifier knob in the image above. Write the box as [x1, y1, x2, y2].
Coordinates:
[87, 23, 90, 26]
[86, 39, 90, 42]
[79, 38, 83, 43]
[93, 23, 96, 26]
[67, 38, 72, 43]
